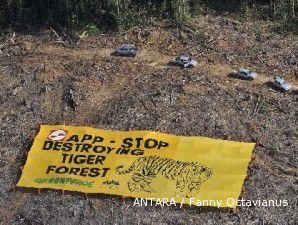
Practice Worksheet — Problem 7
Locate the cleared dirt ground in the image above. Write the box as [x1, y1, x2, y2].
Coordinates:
[0, 14, 297, 224]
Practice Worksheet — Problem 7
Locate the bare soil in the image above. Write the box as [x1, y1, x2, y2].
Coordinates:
[0, 15, 297, 225]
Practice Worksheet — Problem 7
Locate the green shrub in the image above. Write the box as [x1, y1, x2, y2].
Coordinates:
[84, 24, 100, 35]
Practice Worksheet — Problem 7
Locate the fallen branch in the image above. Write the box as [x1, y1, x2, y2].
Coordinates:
[50, 27, 62, 41]
[253, 95, 261, 115]
[53, 40, 68, 47]
[79, 31, 88, 39]
[10, 32, 16, 44]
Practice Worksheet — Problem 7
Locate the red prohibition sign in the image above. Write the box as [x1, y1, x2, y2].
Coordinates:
[47, 129, 68, 141]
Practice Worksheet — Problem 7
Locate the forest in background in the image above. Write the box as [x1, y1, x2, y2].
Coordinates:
[0, 0, 297, 32]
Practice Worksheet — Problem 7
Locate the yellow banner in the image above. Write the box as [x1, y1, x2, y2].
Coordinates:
[17, 125, 255, 208]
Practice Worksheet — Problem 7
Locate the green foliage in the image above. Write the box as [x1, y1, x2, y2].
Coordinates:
[115, 5, 142, 32]
[238, 4, 255, 21]
[84, 24, 100, 35]
[271, 0, 297, 20]
[271, 17, 298, 35]
[0, 0, 297, 31]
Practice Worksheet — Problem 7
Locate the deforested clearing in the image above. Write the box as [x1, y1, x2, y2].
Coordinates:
[0, 13, 297, 225]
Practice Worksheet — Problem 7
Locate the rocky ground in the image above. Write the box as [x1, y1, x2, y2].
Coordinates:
[0, 14, 297, 224]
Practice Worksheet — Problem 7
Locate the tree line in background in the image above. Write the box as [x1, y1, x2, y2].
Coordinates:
[0, 0, 297, 31]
